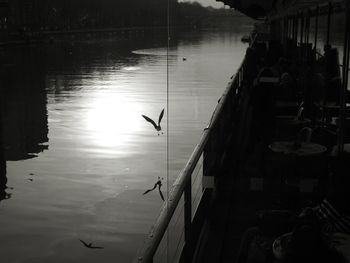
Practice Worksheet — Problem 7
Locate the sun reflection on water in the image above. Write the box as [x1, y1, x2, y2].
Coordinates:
[86, 92, 142, 148]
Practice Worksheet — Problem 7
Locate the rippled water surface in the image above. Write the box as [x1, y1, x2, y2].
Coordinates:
[0, 28, 252, 262]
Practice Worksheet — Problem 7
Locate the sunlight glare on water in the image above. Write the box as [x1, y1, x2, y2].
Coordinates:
[86, 92, 143, 148]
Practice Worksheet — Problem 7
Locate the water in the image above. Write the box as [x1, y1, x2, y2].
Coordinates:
[0, 27, 252, 263]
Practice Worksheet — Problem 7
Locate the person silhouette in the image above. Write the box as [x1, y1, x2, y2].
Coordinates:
[0, 111, 10, 203]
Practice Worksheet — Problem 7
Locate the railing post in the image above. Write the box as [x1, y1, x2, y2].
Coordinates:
[338, 1, 350, 154]
[300, 12, 304, 45]
[288, 17, 290, 39]
[305, 9, 310, 44]
[314, 6, 319, 51]
[326, 2, 332, 46]
[284, 17, 288, 43]
[293, 15, 298, 44]
[184, 177, 192, 262]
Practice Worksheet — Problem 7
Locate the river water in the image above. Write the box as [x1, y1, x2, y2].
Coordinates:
[0, 27, 252, 263]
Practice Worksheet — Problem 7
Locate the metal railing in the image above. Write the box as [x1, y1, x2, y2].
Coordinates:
[133, 57, 245, 263]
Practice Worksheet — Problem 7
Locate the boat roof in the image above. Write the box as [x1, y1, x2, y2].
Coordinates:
[270, 0, 345, 20]
[217, 0, 345, 20]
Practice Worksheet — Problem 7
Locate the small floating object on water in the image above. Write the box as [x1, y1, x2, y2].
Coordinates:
[241, 35, 250, 43]
[142, 109, 164, 136]
[182, 57, 187, 61]
[79, 239, 104, 249]
[143, 177, 165, 201]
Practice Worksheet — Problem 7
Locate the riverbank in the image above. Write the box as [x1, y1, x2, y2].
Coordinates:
[0, 26, 170, 48]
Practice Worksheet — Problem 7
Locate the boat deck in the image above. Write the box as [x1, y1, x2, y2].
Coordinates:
[192, 35, 349, 263]
[193, 156, 318, 263]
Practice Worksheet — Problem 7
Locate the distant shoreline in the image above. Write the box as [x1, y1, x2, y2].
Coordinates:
[0, 23, 254, 48]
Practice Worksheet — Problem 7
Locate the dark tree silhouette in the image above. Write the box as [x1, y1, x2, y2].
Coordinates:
[6, 1, 242, 32]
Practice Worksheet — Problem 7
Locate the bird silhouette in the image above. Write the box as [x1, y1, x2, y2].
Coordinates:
[182, 57, 187, 61]
[142, 109, 164, 135]
[79, 239, 104, 249]
[143, 177, 165, 201]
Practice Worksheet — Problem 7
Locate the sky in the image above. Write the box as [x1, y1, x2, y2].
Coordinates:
[179, 0, 226, 9]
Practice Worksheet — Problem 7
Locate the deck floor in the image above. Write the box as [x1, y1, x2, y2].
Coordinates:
[193, 186, 280, 262]
[193, 147, 322, 263]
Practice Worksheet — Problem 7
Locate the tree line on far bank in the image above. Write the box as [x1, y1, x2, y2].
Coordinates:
[9, 0, 248, 31]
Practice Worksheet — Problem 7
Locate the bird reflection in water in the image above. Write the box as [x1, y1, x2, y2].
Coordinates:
[143, 177, 165, 201]
[79, 239, 104, 249]
[142, 109, 164, 136]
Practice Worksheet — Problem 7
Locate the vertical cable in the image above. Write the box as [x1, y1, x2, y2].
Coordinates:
[166, 0, 170, 262]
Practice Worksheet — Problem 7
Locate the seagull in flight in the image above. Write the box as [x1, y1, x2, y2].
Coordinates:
[79, 239, 104, 249]
[142, 109, 164, 135]
[143, 177, 165, 201]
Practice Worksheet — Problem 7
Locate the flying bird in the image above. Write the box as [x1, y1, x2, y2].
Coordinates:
[143, 177, 165, 201]
[182, 57, 187, 61]
[79, 239, 104, 249]
[142, 109, 164, 135]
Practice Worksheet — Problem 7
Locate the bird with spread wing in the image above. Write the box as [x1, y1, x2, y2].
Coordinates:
[142, 109, 164, 135]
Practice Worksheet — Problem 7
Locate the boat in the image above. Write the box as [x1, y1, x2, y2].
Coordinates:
[135, 0, 350, 262]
